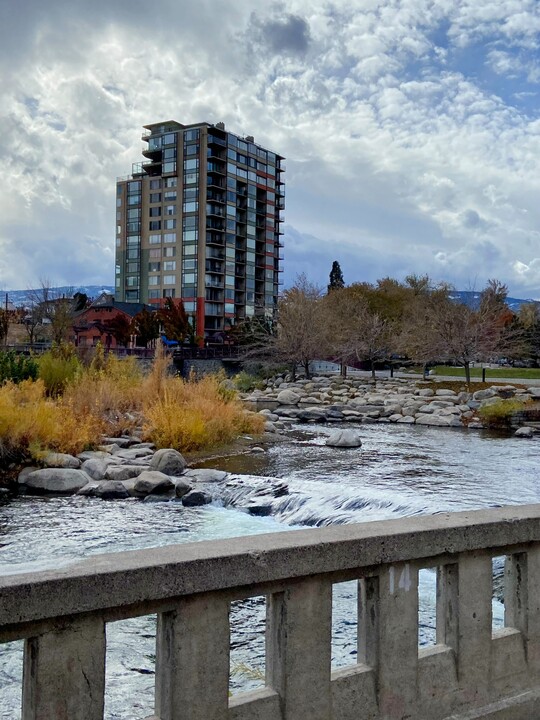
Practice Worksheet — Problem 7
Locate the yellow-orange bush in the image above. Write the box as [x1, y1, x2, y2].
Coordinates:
[0, 380, 103, 461]
[0, 344, 264, 463]
[142, 373, 264, 452]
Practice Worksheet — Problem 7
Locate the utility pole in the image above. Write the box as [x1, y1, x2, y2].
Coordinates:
[4, 293, 8, 347]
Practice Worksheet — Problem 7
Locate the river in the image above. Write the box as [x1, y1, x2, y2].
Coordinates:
[0, 422, 538, 718]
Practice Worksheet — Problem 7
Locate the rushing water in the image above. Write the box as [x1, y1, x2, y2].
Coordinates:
[0, 423, 538, 718]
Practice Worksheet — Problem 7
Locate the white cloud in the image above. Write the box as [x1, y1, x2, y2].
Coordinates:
[1, 0, 540, 298]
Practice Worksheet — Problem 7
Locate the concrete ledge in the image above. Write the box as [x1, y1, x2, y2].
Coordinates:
[444, 688, 540, 719]
[2, 504, 540, 627]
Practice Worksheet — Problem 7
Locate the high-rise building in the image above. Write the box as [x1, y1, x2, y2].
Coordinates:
[115, 120, 285, 339]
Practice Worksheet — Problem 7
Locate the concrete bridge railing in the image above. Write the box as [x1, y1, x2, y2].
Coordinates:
[3, 505, 540, 719]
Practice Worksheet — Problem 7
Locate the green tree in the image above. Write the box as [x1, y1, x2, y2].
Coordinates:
[327, 260, 345, 293]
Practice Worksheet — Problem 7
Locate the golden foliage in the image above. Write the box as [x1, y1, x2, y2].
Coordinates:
[143, 373, 264, 452]
[0, 380, 103, 460]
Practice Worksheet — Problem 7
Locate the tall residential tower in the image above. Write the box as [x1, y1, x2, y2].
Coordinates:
[115, 120, 285, 339]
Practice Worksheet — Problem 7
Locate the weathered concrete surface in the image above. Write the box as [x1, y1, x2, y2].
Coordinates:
[4, 505, 540, 720]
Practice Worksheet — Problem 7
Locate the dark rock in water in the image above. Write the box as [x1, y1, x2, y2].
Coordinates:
[95, 481, 130, 500]
[174, 478, 193, 498]
[246, 502, 273, 516]
[133, 471, 174, 496]
[326, 430, 362, 448]
[181, 490, 212, 507]
[21, 468, 92, 494]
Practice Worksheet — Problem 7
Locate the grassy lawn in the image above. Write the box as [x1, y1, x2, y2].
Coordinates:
[431, 366, 540, 380]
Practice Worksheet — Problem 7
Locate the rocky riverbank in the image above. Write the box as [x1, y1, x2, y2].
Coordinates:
[242, 374, 540, 436]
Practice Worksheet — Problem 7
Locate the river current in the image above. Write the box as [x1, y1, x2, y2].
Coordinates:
[0, 423, 538, 718]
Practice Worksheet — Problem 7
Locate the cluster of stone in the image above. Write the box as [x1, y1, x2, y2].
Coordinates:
[244, 376, 540, 436]
[17, 442, 229, 501]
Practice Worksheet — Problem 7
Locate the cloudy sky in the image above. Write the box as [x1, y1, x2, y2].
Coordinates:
[2, 0, 540, 297]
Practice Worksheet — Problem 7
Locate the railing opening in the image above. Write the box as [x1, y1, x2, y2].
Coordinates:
[0, 640, 22, 720]
[229, 596, 266, 695]
[492, 555, 505, 634]
[105, 616, 156, 720]
[331, 580, 358, 670]
[418, 567, 437, 647]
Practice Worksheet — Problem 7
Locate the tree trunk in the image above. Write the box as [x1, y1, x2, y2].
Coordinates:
[340, 362, 347, 378]
[290, 362, 296, 382]
[464, 361, 471, 386]
[423, 364, 429, 380]
[371, 360, 376, 379]
[304, 359, 311, 379]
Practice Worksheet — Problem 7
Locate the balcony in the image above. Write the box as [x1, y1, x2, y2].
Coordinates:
[207, 134, 227, 147]
[207, 162, 225, 175]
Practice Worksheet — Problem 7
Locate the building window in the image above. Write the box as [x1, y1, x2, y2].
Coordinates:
[184, 158, 199, 171]
[182, 273, 196, 284]
[150, 179, 162, 190]
[149, 248, 161, 258]
[184, 144, 199, 156]
[163, 275, 176, 285]
[150, 193, 161, 203]
[165, 205, 176, 215]
[163, 261, 176, 271]
[163, 288, 176, 298]
[163, 161, 176, 173]
[148, 289, 160, 299]
[164, 219, 176, 230]
[164, 191, 177, 201]
[184, 129, 200, 142]
[149, 276, 160, 286]
[183, 187, 198, 201]
[163, 246, 176, 257]
[149, 234, 161, 244]
[149, 221, 161, 231]
[149, 262, 161, 272]
[183, 202, 198, 213]
[163, 132, 176, 145]
[149, 207, 161, 217]
[116, 197, 122, 207]
[183, 230, 198, 242]
[164, 177, 177, 188]
[163, 233, 176, 243]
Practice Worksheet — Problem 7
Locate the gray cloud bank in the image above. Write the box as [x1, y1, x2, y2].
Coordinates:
[2, 0, 540, 297]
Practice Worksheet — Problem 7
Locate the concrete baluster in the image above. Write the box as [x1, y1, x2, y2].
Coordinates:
[436, 563, 459, 651]
[155, 595, 230, 720]
[358, 576, 379, 669]
[266, 577, 332, 720]
[456, 553, 492, 705]
[376, 562, 419, 720]
[524, 545, 540, 675]
[22, 617, 106, 720]
[505, 552, 528, 635]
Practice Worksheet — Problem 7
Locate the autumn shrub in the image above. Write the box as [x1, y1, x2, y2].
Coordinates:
[477, 398, 529, 429]
[0, 350, 39, 384]
[0, 380, 102, 464]
[64, 352, 144, 435]
[233, 371, 263, 392]
[143, 373, 264, 452]
[38, 344, 81, 396]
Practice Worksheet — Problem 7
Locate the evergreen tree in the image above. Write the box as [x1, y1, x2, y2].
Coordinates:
[328, 260, 345, 293]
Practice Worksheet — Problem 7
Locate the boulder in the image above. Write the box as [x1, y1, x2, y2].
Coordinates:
[105, 465, 147, 482]
[114, 447, 154, 461]
[181, 490, 212, 507]
[397, 416, 416, 423]
[133, 471, 174, 496]
[276, 389, 301, 405]
[42, 452, 81, 469]
[515, 427, 534, 438]
[435, 389, 457, 397]
[529, 387, 540, 398]
[77, 450, 117, 462]
[415, 415, 461, 427]
[101, 436, 135, 448]
[149, 449, 187, 476]
[417, 389, 435, 397]
[82, 459, 111, 481]
[77, 481, 102, 497]
[325, 430, 362, 448]
[18, 466, 39, 484]
[174, 478, 193, 498]
[21, 469, 92, 494]
[473, 388, 496, 401]
[184, 469, 228, 483]
[94, 481, 130, 500]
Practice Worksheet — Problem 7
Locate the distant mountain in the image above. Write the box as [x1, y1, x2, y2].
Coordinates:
[449, 291, 539, 312]
[0, 285, 115, 308]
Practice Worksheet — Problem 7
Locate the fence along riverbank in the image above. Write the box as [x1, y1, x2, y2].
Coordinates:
[2, 504, 540, 719]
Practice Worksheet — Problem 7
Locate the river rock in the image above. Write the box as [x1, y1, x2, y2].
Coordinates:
[22, 469, 92, 494]
[94, 481, 130, 500]
[184, 469, 228, 483]
[325, 430, 362, 448]
[529, 387, 540, 398]
[101, 437, 136, 448]
[82, 458, 113, 481]
[105, 465, 147, 482]
[133, 471, 174, 496]
[114, 447, 154, 461]
[181, 490, 212, 507]
[515, 427, 534, 438]
[149, 449, 187, 476]
[77, 450, 117, 462]
[18, 467, 39, 484]
[77, 481, 102, 497]
[473, 388, 497, 401]
[397, 416, 416, 423]
[415, 415, 461, 427]
[417, 388, 435, 397]
[42, 452, 81, 469]
[174, 478, 193, 498]
[276, 389, 301, 405]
